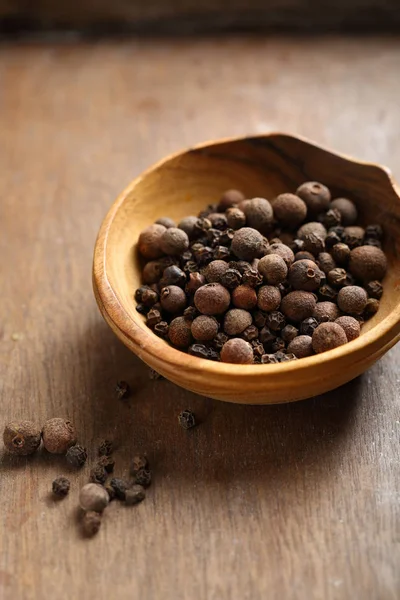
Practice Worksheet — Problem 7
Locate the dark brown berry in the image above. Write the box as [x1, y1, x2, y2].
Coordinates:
[265, 311, 286, 332]
[318, 252, 336, 274]
[337, 286, 368, 315]
[259, 326, 276, 345]
[168, 317, 193, 348]
[257, 285, 281, 312]
[178, 216, 199, 239]
[296, 181, 331, 215]
[219, 189, 245, 211]
[142, 260, 165, 284]
[134, 468, 152, 487]
[258, 254, 288, 285]
[231, 227, 263, 261]
[183, 306, 198, 321]
[213, 245, 231, 261]
[110, 478, 130, 500]
[191, 316, 219, 341]
[331, 243, 350, 266]
[155, 216, 176, 228]
[281, 324, 299, 343]
[281, 291, 317, 322]
[82, 511, 102, 536]
[325, 231, 342, 250]
[322, 208, 341, 228]
[243, 198, 274, 234]
[204, 260, 229, 283]
[208, 213, 228, 230]
[160, 228, 189, 255]
[312, 322, 347, 353]
[288, 259, 321, 291]
[131, 455, 149, 474]
[135, 285, 159, 307]
[299, 316, 319, 336]
[287, 335, 313, 358]
[242, 267, 263, 288]
[125, 485, 146, 506]
[66, 444, 87, 468]
[3, 420, 41, 455]
[160, 285, 187, 313]
[343, 226, 365, 249]
[272, 193, 307, 228]
[138, 224, 166, 259]
[147, 308, 162, 328]
[271, 337, 285, 353]
[42, 418, 76, 454]
[297, 221, 327, 241]
[98, 439, 113, 456]
[364, 298, 380, 319]
[159, 265, 186, 288]
[327, 268, 350, 288]
[89, 465, 107, 485]
[264, 243, 295, 267]
[154, 321, 169, 338]
[365, 224, 383, 240]
[220, 338, 254, 364]
[330, 198, 358, 226]
[365, 280, 383, 300]
[302, 233, 325, 255]
[188, 344, 210, 359]
[241, 325, 259, 342]
[335, 316, 361, 341]
[52, 476, 70, 497]
[349, 246, 387, 282]
[115, 380, 130, 400]
[232, 285, 258, 310]
[261, 354, 279, 364]
[318, 284, 337, 302]
[178, 409, 197, 430]
[312, 300, 340, 323]
[224, 309, 252, 335]
[295, 251, 315, 262]
[194, 283, 230, 315]
[226, 207, 246, 230]
[186, 272, 205, 294]
[97, 455, 115, 473]
[212, 332, 229, 350]
[221, 268, 242, 289]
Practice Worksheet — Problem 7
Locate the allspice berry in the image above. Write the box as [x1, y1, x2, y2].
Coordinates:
[142, 260, 165, 284]
[160, 227, 189, 255]
[219, 189, 245, 211]
[156, 216, 176, 228]
[231, 227, 263, 260]
[312, 322, 347, 353]
[3, 420, 41, 455]
[297, 221, 327, 241]
[335, 316, 361, 341]
[281, 291, 317, 322]
[42, 418, 76, 454]
[331, 243, 350, 266]
[348, 246, 387, 282]
[257, 285, 281, 312]
[178, 216, 199, 239]
[364, 298, 380, 319]
[281, 324, 299, 343]
[288, 259, 321, 291]
[224, 309, 252, 335]
[220, 338, 254, 364]
[232, 285, 258, 310]
[138, 224, 166, 259]
[79, 483, 109, 512]
[243, 198, 274, 234]
[258, 254, 288, 285]
[287, 335, 313, 358]
[302, 233, 325, 256]
[313, 301, 341, 322]
[194, 283, 230, 315]
[191, 316, 218, 341]
[295, 251, 315, 262]
[272, 193, 307, 228]
[343, 226, 365, 248]
[296, 181, 331, 215]
[330, 198, 358, 226]
[318, 252, 336, 274]
[168, 316, 193, 348]
[204, 260, 229, 283]
[160, 285, 187, 313]
[337, 286, 368, 315]
[264, 243, 294, 267]
[226, 207, 246, 230]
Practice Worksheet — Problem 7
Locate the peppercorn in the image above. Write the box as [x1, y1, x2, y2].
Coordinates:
[110, 478, 130, 500]
[281, 291, 317, 322]
[178, 409, 197, 430]
[3, 420, 41, 455]
[183, 306, 198, 321]
[243, 197, 274, 234]
[241, 325, 259, 342]
[264, 243, 295, 267]
[331, 243, 350, 266]
[125, 485, 146, 506]
[52, 476, 70, 497]
[97, 455, 115, 474]
[365, 280, 383, 300]
[192, 245, 214, 265]
[364, 298, 380, 319]
[364, 238, 382, 249]
[191, 315, 219, 341]
[42, 418, 76, 454]
[156, 216, 176, 228]
[160, 227, 189, 255]
[337, 286, 368, 315]
[272, 193, 307, 229]
[168, 316, 193, 348]
[159, 265, 186, 288]
[259, 326, 276, 346]
[231, 227, 263, 260]
[105, 485, 116, 501]
[220, 338, 254, 364]
[135, 468, 152, 487]
[136, 303, 148, 315]
[261, 354, 279, 364]
[193, 218, 212, 237]
[316, 252, 335, 275]
[160, 285, 187, 313]
[219, 189, 245, 211]
[365, 224, 383, 240]
[178, 216, 200, 239]
[296, 181, 331, 215]
[271, 337, 285, 353]
[313, 301, 341, 322]
[330, 198, 358, 226]
[184, 272, 204, 295]
[295, 251, 315, 262]
[335, 316, 361, 341]
[204, 260, 229, 283]
[213, 245, 231, 261]
[287, 335, 313, 358]
[322, 207, 341, 229]
[221, 268, 242, 289]
[188, 343, 210, 359]
[115, 380, 130, 400]
[142, 260, 165, 284]
[208, 213, 227, 230]
[312, 322, 347, 353]
[299, 316, 319, 336]
[138, 224, 166, 259]
[194, 283, 230, 315]
[135, 285, 159, 307]
[266, 311, 286, 332]
[154, 321, 169, 338]
[219, 228, 235, 246]
[241, 267, 262, 288]
[212, 332, 229, 351]
[146, 308, 162, 328]
[281, 324, 299, 343]
[288, 259, 321, 292]
[82, 511, 102, 536]
[302, 233, 325, 256]
[327, 268, 350, 288]
[297, 221, 327, 241]
[258, 254, 288, 285]
[318, 284, 337, 302]
[349, 246, 387, 282]
[280, 353, 298, 362]
[79, 483, 109, 512]
[89, 465, 107, 485]
[226, 207, 246, 230]
[224, 309, 253, 335]
[325, 231, 342, 250]
[66, 444, 87, 468]
[343, 226, 365, 249]
[98, 439, 113, 456]
[257, 285, 281, 312]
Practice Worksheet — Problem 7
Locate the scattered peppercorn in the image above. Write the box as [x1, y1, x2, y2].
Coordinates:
[297, 221, 327, 241]
[299, 316, 319, 336]
[257, 285, 281, 312]
[135, 468, 152, 487]
[66, 444, 87, 468]
[131, 455, 149, 474]
[160, 285, 187, 313]
[52, 476, 70, 497]
[331, 243, 350, 266]
[3, 420, 41, 455]
[281, 291, 317, 322]
[365, 280, 383, 300]
[318, 252, 336, 274]
[178, 409, 197, 430]
[98, 439, 113, 456]
[226, 207, 246, 230]
[82, 511, 102, 536]
[125, 485, 146, 506]
[97, 455, 115, 474]
[281, 324, 299, 343]
[110, 478, 130, 500]
[89, 465, 108, 485]
[79, 483, 109, 512]
[42, 418, 76, 454]
[243, 197, 274, 234]
[115, 380, 130, 401]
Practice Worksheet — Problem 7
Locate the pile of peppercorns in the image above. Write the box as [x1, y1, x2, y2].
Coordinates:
[135, 184, 387, 364]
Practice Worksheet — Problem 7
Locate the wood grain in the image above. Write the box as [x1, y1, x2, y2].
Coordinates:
[1, 36, 400, 600]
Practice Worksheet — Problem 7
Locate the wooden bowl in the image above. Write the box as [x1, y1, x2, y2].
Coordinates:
[93, 133, 400, 404]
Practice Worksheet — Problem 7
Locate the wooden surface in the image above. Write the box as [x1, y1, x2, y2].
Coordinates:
[1, 36, 400, 600]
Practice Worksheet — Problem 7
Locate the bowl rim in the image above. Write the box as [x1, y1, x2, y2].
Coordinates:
[93, 131, 400, 378]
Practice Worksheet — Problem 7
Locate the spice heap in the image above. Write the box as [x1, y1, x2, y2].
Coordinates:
[135, 184, 387, 363]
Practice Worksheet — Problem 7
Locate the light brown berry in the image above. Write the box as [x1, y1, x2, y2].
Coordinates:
[232, 285, 258, 310]
[138, 224, 166, 259]
[168, 317, 193, 348]
[220, 338, 254, 364]
[348, 246, 387, 282]
[191, 316, 219, 341]
[337, 286, 368, 315]
[226, 207, 246, 230]
[312, 322, 347, 353]
[3, 421, 41, 455]
[243, 198, 274, 234]
[194, 283, 230, 315]
[287, 335, 313, 358]
[313, 301, 341, 322]
[219, 189, 245, 210]
[281, 291, 317, 322]
[335, 316, 361, 341]
[272, 193, 307, 228]
[160, 228, 189, 255]
[258, 254, 288, 285]
[297, 221, 327, 241]
[224, 309, 252, 335]
[264, 243, 295, 267]
[79, 483, 109, 512]
[296, 181, 331, 215]
[42, 418, 76, 454]
[257, 286, 281, 312]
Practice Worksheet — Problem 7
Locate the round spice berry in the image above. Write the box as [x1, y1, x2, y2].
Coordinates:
[52, 476, 70, 497]
[159, 265, 186, 288]
[178, 216, 199, 239]
[66, 444, 87, 468]
[327, 268, 350, 288]
[219, 189, 245, 211]
[264, 243, 295, 267]
[231, 227, 263, 261]
[82, 511, 102, 536]
[288, 259, 321, 292]
[295, 251, 315, 262]
[160, 285, 187, 313]
[168, 316, 193, 348]
[79, 483, 109, 512]
[258, 254, 288, 285]
[312, 322, 347, 353]
[296, 181, 331, 215]
[343, 226, 365, 248]
[3, 420, 41, 455]
[220, 338, 254, 364]
[297, 221, 327, 241]
[160, 227, 189, 256]
[281, 324, 299, 343]
[266, 311, 286, 332]
[300, 316, 319, 336]
[191, 316, 218, 342]
[302, 233, 325, 256]
[243, 197, 274, 234]
[335, 316, 361, 341]
[330, 198, 358, 226]
[257, 285, 281, 312]
[142, 260, 165, 284]
[226, 207, 246, 230]
[365, 280, 383, 300]
[224, 309, 252, 335]
[287, 335, 313, 358]
[272, 193, 307, 229]
[281, 291, 317, 322]
[322, 207, 341, 229]
[364, 298, 380, 319]
[194, 283, 230, 315]
[337, 285, 368, 315]
[156, 216, 176, 228]
[232, 285, 258, 310]
[365, 224, 383, 240]
[331, 243, 350, 266]
[221, 268, 242, 289]
[348, 246, 387, 282]
[42, 418, 76, 454]
[313, 301, 341, 322]
[138, 224, 166, 259]
[186, 272, 205, 294]
[318, 252, 336, 274]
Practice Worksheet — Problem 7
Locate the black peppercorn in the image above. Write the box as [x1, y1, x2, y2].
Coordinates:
[281, 324, 299, 343]
[266, 311, 286, 332]
[52, 476, 70, 497]
[213, 245, 231, 261]
[178, 409, 197, 430]
[299, 316, 319, 336]
[188, 343, 210, 359]
[212, 332, 228, 350]
[261, 354, 279, 364]
[154, 321, 169, 338]
[322, 207, 341, 228]
[221, 268, 242, 289]
[89, 465, 107, 485]
[98, 439, 113, 456]
[135, 285, 159, 307]
[318, 284, 338, 302]
[364, 298, 380, 319]
[134, 468, 152, 487]
[66, 444, 87, 468]
[325, 231, 342, 250]
[365, 280, 383, 300]
[110, 478, 130, 500]
[97, 455, 115, 474]
[159, 265, 187, 288]
[365, 224, 383, 240]
[115, 380, 130, 401]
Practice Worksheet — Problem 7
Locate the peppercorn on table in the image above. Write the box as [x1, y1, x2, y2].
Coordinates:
[1, 35, 400, 600]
